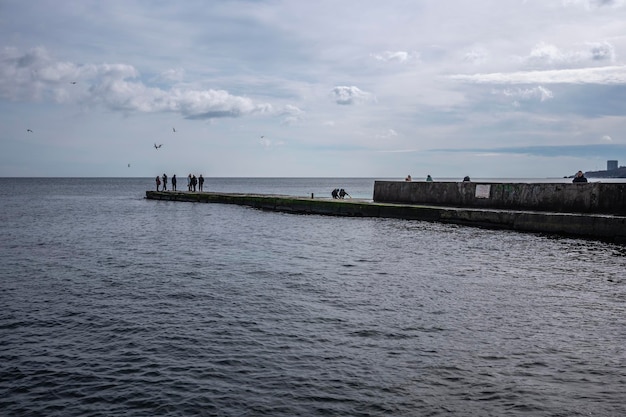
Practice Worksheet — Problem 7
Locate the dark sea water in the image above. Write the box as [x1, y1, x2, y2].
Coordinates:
[1, 177, 625, 417]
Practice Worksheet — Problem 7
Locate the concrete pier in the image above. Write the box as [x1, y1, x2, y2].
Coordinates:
[374, 181, 626, 215]
[145, 190, 626, 243]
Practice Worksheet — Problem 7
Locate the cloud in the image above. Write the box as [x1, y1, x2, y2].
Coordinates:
[151, 68, 186, 83]
[500, 86, 554, 102]
[376, 129, 398, 139]
[259, 136, 285, 149]
[450, 65, 626, 85]
[331, 85, 374, 105]
[430, 144, 626, 158]
[0, 46, 273, 119]
[562, 0, 626, 9]
[279, 104, 305, 125]
[370, 51, 411, 63]
[524, 41, 615, 69]
[464, 48, 488, 64]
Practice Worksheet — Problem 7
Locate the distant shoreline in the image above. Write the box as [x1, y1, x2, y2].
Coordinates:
[583, 166, 626, 178]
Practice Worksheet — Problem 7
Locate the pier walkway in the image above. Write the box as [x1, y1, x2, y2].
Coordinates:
[146, 191, 626, 243]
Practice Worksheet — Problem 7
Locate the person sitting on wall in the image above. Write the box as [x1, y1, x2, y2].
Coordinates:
[331, 188, 339, 199]
[426, 175, 433, 182]
[405, 175, 412, 181]
[463, 176, 471, 182]
[572, 170, 588, 183]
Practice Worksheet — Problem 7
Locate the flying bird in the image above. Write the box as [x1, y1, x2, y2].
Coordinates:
[154, 143, 162, 149]
[26, 129, 33, 133]
[172, 127, 176, 132]
[70, 81, 77, 85]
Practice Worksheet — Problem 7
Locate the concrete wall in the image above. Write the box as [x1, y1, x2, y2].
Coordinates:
[373, 181, 626, 215]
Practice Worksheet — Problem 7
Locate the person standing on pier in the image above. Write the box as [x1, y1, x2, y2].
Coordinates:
[187, 174, 192, 191]
[572, 171, 588, 183]
[162, 173, 168, 191]
[155, 175, 161, 191]
[198, 174, 204, 192]
[192, 175, 197, 191]
[171, 174, 177, 191]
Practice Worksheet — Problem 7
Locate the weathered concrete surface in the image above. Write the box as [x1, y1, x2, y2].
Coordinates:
[146, 191, 626, 243]
[373, 181, 626, 215]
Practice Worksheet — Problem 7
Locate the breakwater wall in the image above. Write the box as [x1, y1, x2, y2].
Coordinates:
[145, 191, 626, 243]
[374, 181, 626, 215]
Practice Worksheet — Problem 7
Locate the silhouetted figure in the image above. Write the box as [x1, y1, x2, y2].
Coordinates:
[192, 175, 197, 192]
[573, 171, 588, 183]
[339, 189, 350, 199]
[198, 174, 204, 191]
[331, 188, 339, 199]
[405, 175, 412, 181]
[187, 174, 192, 191]
[463, 176, 471, 182]
[171, 174, 177, 191]
[426, 175, 433, 182]
[162, 173, 168, 191]
[155, 176, 161, 191]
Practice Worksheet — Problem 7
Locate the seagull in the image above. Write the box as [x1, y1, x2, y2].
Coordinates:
[70, 81, 77, 85]
[154, 143, 162, 149]
[26, 129, 33, 133]
[172, 127, 176, 132]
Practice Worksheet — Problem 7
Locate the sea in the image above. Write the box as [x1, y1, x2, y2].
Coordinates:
[1, 177, 625, 417]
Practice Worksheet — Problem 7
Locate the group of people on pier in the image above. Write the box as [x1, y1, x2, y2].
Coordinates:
[155, 173, 205, 192]
[331, 188, 350, 199]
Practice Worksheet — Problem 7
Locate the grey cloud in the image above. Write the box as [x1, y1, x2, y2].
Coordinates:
[331, 86, 374, 105]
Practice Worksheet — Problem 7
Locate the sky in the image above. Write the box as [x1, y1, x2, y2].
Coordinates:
[1, 0, 626, 178]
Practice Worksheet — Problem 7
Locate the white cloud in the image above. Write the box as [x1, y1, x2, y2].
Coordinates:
[376, 129, 398, 139]
[279, 104, 305, 125]
[450, 65, 626, 85]
[500, 86, 554, 102]
[523, 41, 616, 69]
[464, 48, 488, 64]
[0, 47, 274, 119]
[370, 51, 411, 63]
[259, 136, 285, 149]
[331, 86, 375, 105]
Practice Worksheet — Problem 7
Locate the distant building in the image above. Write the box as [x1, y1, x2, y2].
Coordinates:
[607, 160, 618, 171]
